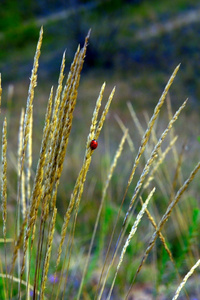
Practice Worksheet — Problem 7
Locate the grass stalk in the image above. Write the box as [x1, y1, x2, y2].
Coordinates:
[172, 259, 200, 300]
[1, 118, 8, 299]
[40, 208, 57, 300]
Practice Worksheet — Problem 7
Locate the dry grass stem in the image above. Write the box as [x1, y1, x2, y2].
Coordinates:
[26, 86, 53, 231]
[18, 109, 26, 218]
[1, 117, 7, 239]
[25, 106, 33, 205]
[127, 101, 144, 138]
[0, 273, 40, 296]
[166, 95, 180, 165]
[10, 215, 28, 276]
[115, 114, 135, 153]
[1, 117, 8, 298]
[25, 107, 32, 300]
[0, 238, 13, 243]
[169, 142, 186, 204]
[144, 135, 178, 189]
[172, 259, 200, 300]
[40, 208, 57, 300]
[144, 204, 175, 262]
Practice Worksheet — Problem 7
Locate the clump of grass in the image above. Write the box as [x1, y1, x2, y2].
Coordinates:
[0, 28, 200, 300]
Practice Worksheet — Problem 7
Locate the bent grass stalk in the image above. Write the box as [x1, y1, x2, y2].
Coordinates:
[0, 273, 40, 296]
[172, 259, 200, 300]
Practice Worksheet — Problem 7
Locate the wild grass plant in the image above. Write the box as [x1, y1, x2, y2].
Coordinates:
[0, 28, 200, 299]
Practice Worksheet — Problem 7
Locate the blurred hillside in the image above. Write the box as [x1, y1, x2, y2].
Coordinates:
[1, 0, 200, 113]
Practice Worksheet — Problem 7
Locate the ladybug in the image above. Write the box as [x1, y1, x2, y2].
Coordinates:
[90, 139, 98, 150]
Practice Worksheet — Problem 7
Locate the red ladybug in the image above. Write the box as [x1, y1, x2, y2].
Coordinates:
[90, 139, 98, 150]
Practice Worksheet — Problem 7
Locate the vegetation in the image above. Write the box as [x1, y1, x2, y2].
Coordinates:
[0, 27, 200, 300]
